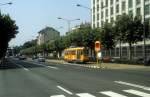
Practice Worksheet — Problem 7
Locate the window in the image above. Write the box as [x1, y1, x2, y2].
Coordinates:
[101, 21, 104, 26]
[106, 19, 108, 23]
[106, 9, 108, 17]
[136, 7, 141, 15]
[116, 4, 119, 13]
[97, 0, 99, 3]
[122, 1, 126, 11]
[93, 23, 95, 28]
[116, 0, 119, 2]
[101, 1, 104, 8]
[136, 0, 141, 5]
[129, 10, 133, 15]
[111, 7, 114, 15]
[97, 13, 99, 20]
[93, 7, 95, 13]
[111, 17, 114, 23]
[145, 4, 150, 15]
[145, 0, 149, 2]
[111, 0, 113, 5]
[93, 15, 95, 22]
[97, 4, 99, 12]
[97, 22, 99, 27]
[116, 15, 120, 19]
[101, 11, 104, 19]
[129, 0, 133, 8]
[106, 0, 108, 7]
[93, 0, 95, 4]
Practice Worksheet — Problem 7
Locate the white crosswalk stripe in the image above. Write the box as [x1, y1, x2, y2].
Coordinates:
[76, 93, 96, 97]
[115, 81, 150, 91]
[100, 91, 127, 97]
[50, 89, 150, 97]
[50, 95, 66, 97]
[123, 89, 150, 97]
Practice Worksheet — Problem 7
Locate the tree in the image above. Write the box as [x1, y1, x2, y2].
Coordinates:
[0, 12, 18, 59]
[99, 23, 115, 50]
[115, 14, 143, 60]
[22, 39, 37, 49]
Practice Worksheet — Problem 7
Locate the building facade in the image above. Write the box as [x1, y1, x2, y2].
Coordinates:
[37, 27, 60, 45]
[92, 0, 150, 28]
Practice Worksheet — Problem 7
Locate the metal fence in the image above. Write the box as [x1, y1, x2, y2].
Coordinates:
[102, 44, 150, 60]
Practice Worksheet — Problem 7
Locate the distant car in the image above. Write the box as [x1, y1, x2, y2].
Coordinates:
[32, 56, 38, 60]
[38, 57, 45, 62]
[19, 56, 27, 60]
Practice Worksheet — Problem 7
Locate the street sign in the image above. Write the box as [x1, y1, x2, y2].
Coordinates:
[97, 52, 102, 58]
[95, 41, 101, 52]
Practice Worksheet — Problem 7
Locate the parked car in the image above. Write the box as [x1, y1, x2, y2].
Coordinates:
[19, 56, 27, 60]
[37, 56, 45, 62]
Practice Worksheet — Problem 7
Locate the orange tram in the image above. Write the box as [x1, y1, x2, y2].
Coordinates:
[64, 47, 89, 63]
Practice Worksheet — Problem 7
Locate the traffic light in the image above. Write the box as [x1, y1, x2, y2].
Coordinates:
[95, 41, 101, 52]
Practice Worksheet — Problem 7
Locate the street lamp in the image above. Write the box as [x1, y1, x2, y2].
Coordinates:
[57, 17, 80, 32]
[0, 2, 12, 6]
[143, 0, 146, 65]
[76, 4, 92, 11]
[76, 4, 92, 27]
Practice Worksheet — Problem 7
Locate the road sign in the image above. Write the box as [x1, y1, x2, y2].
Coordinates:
[95, 41, 101, 52]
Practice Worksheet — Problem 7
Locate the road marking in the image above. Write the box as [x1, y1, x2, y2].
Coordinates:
[76, 93, 96, 97]
[10, 60, 29, 71]
[24, 61, 59, 70]
[50, 95, 65, 97]
[16, 64, 29, 71]
[57, 86, 73, 95]
[47, 66, 58, 69]
[100, 91, 127, 97]
[123, 89, 150, 97]
[115, 81, 150, 91]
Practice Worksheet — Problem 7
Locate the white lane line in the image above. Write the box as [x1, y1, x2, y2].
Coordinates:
[123, 89, 150, 97]
[47, 66, 58, 70]
[57, 86, 73, 95]
[50, 95, 65, 97]
[16, 64, 29, 71]
[100, 91, 127, 97]
[24, 61, 59, 70]
[23, 61, 46, 67]
[115, 81, 150, 91]
[12, 61, 29, 71]
[76, 93, 96, 97]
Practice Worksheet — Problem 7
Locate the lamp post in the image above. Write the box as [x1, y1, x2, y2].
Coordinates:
[143, 0, 146, 65]
[0, 2, 12, 6]
[76, 4, 92, 27]
[57, 17, 80, 32]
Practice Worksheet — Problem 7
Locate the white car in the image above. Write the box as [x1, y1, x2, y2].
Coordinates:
[38, 57, 45, 62]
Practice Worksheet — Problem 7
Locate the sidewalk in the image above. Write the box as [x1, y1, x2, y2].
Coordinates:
[46, 59, 150, 70]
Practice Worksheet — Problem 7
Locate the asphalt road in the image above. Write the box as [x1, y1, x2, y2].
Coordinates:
[0, 58, 150, 97]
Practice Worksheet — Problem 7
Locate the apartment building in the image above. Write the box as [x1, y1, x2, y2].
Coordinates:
[92, 0, 150, 28]
[37, 27, 60, 45]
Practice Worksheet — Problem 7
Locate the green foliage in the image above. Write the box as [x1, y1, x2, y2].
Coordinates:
[115, 14, 143, 43]
[0, 12, 18, 59]
[99, 23, 115, 50]
[114, 14, 144, 60]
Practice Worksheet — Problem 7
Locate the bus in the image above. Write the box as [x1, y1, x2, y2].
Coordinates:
[64, 47, 89, 63]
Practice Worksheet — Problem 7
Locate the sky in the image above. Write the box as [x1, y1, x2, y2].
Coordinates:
[0, 0, 91, 46]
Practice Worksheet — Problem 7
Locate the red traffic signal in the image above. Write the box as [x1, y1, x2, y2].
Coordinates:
[95, 41, 101, 52]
